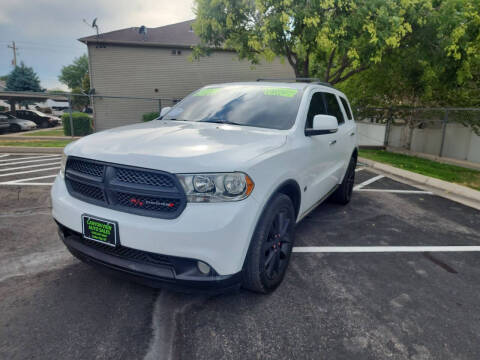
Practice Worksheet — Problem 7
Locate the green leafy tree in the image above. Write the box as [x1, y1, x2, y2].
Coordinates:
[341, 0, 480, 109]
[5, 63, 43, 110]
[5, 63, 42, 92]
[59, 54, 89, 89]
[193, 0, 431, 84]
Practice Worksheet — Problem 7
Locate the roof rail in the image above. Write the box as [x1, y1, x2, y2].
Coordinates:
[256, 78, 333, 87]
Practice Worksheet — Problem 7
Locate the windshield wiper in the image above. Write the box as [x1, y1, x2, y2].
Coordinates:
[200, 118, 243, 126]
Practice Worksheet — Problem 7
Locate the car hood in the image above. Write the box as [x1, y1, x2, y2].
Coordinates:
[66, 120, 287, 173]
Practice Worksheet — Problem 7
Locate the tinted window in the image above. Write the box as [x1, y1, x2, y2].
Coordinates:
[340, 97, 352, 120]
[162, 85, 303, 130]
[305, 92, 327, 128]
[324, 93, 345, 124]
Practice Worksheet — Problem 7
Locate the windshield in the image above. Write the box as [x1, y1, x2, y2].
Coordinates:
[162, 85, 303, 130]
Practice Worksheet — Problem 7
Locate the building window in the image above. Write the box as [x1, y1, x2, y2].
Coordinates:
[171, 49, 182, 55]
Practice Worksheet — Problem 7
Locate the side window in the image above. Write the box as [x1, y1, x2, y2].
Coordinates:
[305, 92, 327, 128]
[340, 97, 353, 120]
[324, 93, 345, 125]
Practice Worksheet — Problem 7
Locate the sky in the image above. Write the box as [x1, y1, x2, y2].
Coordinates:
[0, 0, 195, 90]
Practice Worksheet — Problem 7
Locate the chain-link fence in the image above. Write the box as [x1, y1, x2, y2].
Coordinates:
[65, 93, 180, 135]
[356, 107, 480, 164]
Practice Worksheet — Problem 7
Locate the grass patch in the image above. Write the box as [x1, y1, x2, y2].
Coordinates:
[359, 149, 480, 191]
[23, 129, 65, 137]
[0, 139, 73, 148]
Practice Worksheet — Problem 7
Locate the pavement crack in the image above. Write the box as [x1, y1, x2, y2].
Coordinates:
[144, 291, 208, 360]
[422, 252, 458, 274]
[0, 248, 74, 282]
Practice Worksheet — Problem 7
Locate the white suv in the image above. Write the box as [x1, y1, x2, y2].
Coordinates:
[52, 81, 357, 293]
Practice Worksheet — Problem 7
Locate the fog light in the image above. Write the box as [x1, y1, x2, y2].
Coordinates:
[197, 261, 211, 275]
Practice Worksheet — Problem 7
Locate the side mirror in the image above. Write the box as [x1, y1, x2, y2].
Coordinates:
[160, 106, 172, 118]
[305, 114, 338, 136]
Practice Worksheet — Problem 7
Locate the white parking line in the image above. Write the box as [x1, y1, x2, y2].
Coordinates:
[1, 174, 58, 185]
[354, 189, 433, 194]
[0, 154, 61, 163]
[0, 166, 60, 178]
[355, 167, 365, 172]
[0, 161, 60, 172]
[353, 174, 384, 190]
[0, 156, 62, 167]
[0, 182, 54, 186]
[293, 246, 480, 253]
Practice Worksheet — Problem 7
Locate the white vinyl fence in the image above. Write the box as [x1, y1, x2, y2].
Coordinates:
[356, 121, 480, 164]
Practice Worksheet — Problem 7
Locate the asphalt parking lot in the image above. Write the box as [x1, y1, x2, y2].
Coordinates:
[1, 153, 479, 360]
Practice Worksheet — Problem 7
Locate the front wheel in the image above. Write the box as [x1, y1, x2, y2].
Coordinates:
[242, 193, 295, 293]
[39, 119, 49, 128]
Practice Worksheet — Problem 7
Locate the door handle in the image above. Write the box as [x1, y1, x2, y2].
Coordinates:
[329, 140, 337, 146]
[350, 132, 355, 136]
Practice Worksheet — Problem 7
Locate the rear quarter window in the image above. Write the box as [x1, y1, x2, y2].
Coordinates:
[340, 97, 353, 120]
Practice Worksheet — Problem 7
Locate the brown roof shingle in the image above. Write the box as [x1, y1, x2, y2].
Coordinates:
[79, 19, 200, 48]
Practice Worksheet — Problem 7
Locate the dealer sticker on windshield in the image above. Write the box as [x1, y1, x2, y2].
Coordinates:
[263, 87, 298, 97]
[82, 215, 118, 247]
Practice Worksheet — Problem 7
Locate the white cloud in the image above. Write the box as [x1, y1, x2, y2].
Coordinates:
[0, 0, 195, 89]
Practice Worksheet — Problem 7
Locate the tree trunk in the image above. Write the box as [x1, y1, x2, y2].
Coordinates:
[8, 99, 16, 115]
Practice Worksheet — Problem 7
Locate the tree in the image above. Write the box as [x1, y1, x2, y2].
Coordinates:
[339, 0, 480, 108]
[5, 63, 43, 111]
[5, 63, 42, 92]
[193, 0, 432, 84]
[58, 54, 89, 89]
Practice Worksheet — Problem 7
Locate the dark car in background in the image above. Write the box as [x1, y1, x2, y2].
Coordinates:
[0, 113, 10, 132]
[15, 109, 61, 128]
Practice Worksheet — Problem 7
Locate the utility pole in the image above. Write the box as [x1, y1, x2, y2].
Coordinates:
[7, 41, 18, 67]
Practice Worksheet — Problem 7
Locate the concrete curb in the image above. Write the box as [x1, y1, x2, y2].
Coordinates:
[0, 146, 64, 154]
[359, 156, 480, 210]
[386, 147, 480, 171]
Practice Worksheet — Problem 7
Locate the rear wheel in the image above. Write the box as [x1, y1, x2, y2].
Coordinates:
[242, 194, 295, 293]
[331, 155, 357, 205]
[39, 119, 49, 128]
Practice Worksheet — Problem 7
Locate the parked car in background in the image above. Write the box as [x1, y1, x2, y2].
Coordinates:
[0, 113, 10, 132]
[0, 113, 37, 132]
[15, 109, 61, 128]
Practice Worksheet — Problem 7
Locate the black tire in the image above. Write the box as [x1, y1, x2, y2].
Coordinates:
[39, 119, 49, 128]
[242, 193, 295, 293]
[10, 124, 21, 133]
[331, 155, 357, 205]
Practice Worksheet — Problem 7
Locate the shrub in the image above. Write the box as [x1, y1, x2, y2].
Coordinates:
[62, 112, 93, 136]
[142, 112, 159, 122]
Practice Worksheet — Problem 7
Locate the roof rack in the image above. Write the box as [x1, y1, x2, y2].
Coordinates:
[256, 78, 333, 87]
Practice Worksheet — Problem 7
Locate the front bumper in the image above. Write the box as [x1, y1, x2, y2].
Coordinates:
[51, 174, 261, 277]
[56, 222, 242, 293]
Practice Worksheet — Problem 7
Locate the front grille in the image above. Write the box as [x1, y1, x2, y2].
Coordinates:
[68, 158, 104, 178]
[69, 180, 105, 201]
[80, 235, 172, 266]
[65, 157, 186, 219]
[115, 168, 175, 188]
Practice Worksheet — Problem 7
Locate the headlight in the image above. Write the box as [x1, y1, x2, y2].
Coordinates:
[60, 153, 67, 177]
[177, 172, 254, 202]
